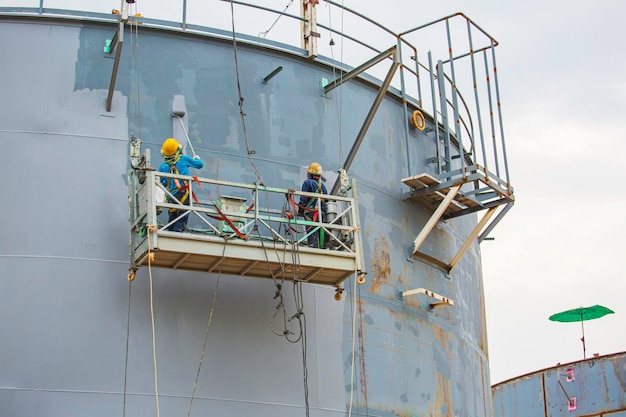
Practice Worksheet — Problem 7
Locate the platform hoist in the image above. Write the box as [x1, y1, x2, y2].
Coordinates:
[127, 137, 366, 300]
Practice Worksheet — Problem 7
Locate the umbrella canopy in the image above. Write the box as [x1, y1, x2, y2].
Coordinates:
[549, 304, 615, 359]
[549, 305, 615, 323]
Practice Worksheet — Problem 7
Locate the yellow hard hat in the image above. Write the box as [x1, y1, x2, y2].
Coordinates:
[307, 162, 322, 175]
[161, 138, 181, 157]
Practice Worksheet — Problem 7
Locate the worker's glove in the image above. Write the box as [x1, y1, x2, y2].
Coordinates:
[193, 155, 201, 160]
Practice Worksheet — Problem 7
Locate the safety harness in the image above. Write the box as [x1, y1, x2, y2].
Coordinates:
[306, 180, 324, 221]
[166, 164, 191, 209]
[287, 178, 325, 248]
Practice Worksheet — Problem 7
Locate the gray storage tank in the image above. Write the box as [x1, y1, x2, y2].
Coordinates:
[492, 351, 626, 417]
[0, 2, 514, 416]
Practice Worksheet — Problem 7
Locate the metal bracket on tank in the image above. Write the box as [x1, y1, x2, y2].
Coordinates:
[105, 1, 134, 112]
[399, 288, 454, 310]
[327, 46, 400, 195]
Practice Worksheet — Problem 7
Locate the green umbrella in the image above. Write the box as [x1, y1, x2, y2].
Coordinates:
[549, 305, 615, 359]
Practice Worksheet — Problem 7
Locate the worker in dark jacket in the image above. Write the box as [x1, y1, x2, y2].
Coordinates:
[299, 162, 328, 248]
[158, 138, 204, 232]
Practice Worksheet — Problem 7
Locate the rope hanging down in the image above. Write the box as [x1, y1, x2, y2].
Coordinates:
[187, 265, 223, 417]
[129, 1, 142, 142]
[229, 0, 263, 185]
[326, 0, 346, 167]
[230, 4, 327, 417]
[124, 6, 143, 414]
[122, 278, 132, 417]
[147, 226, 162, 417]
[253, 206, 310, 417]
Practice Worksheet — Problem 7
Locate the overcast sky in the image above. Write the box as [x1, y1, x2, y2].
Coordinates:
[5, 0, 624, 385]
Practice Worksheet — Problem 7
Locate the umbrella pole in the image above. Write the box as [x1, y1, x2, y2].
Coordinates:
[580, 312, 586, 359]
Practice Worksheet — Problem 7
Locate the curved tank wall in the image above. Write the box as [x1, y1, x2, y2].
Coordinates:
[0, 14, 492, 417]
[492, 351, 626, 417]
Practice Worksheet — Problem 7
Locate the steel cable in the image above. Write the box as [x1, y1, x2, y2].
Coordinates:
[122, 279, 132, 417]
[187, 268, 222, 417]
[229, 0, 263, 185]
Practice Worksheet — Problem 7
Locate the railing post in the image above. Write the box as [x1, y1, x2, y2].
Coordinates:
[436, 60, 451, 179]
[145, 171, 156, 228]
[483, 50, 498, 179]
[398, 39, 412, 178]
[491, 40, 510, 186]
[300, 0, 318, 58]
[467, 18, 487, 174]
[445, 18, 465, 177]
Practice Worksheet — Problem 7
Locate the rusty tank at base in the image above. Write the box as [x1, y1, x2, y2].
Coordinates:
[0, 2, 514, 416]
[493, 351, 626, 417]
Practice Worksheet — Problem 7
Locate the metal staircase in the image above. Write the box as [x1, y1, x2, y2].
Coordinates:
[396, 15, 515, 274]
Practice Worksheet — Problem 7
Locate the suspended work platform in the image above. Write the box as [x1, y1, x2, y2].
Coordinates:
[128, 156, 365, 294]
[132, 230, 360, 286]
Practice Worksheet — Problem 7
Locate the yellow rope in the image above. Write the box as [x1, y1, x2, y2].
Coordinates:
[147, 228, 161, 417]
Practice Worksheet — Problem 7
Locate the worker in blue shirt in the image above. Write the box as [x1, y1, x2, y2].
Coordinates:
[298, 162, 328, 248]
[158, 138, 204, 232]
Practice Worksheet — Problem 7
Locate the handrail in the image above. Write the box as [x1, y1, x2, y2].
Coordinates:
[399, 12, 499, 48]
[1, 1, 511, 188]
[131, 171, 360, 252]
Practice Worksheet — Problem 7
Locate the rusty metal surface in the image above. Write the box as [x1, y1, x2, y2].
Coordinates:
[492, 351, 626, 417]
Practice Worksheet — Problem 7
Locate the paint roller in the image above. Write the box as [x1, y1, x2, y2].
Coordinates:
[171, 110, 198, 158]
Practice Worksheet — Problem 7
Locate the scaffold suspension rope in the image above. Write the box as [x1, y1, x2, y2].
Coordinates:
[229, 0, 263, 185]
[187, 270, 222, 417]
[129, 1, 143, 141]
[147, 228, 161, 417]
[122, 278, 132, 417]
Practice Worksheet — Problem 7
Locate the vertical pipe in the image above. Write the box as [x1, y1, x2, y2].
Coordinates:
[445, 18, 465, 176]
[482, 50, 498, 179]
[491, 40, 511, 186]
[182, 0, 187, 29]
[428, 52, 441, 176]
[398, 39, 412, 178]
[437, 60, 451, 179]
[466, 19, 487, 173]
[38, 0, 43, 15]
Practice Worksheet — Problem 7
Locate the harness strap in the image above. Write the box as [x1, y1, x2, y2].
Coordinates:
[167, 164, 192, 208]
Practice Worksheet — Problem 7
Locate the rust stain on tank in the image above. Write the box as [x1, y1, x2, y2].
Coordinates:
[434, 325, 450, 352]
[369, 236, 392, 293]
[356, 299, 369, 400]
[614, 356, 626, 391]
[435, 372, 454, 417]
[478, 289, 488, 353]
